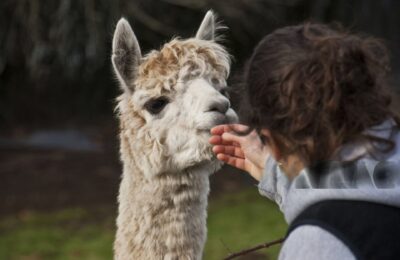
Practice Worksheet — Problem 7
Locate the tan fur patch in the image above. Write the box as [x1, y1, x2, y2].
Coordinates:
[135, 38, 230, 93]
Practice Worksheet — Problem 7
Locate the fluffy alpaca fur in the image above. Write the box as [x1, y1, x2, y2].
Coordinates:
[112, 11, 237, 259]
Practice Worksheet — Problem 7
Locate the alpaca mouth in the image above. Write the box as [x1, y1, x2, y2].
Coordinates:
[211, 112, 230, 125]
[197, 113, 232, 132]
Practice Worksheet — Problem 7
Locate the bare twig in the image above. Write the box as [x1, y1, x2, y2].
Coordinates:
[219, 238, 233, 254]
[223, 237, 285, 260]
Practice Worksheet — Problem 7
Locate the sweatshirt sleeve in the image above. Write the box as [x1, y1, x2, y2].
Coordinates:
[257, 155, 291, 210]
[278, 225, 356, 260]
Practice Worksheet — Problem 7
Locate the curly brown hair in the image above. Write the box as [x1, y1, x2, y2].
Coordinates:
[239, 23, 399, 165]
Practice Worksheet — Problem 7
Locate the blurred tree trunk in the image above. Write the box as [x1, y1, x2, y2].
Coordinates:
[0, 0, 399, 126]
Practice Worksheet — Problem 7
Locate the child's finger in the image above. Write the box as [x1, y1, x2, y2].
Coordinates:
[216, 154, 246, 171]
[232, 141, 241, 147]
[228, 124, 249, 132]
[210, 125, 231, 135]
[209, 135, 236, 145]
[221, 132, 244, 146]
[212, 145, 245, 158]
[211, 124, 250, 135]
[208, 135, 222, 145]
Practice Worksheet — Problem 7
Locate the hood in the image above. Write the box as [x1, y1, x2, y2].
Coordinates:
[282, 118, 400, 223]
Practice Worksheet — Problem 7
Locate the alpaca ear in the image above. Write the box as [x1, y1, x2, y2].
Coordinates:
[196, 10, 215, 41]
[112, 18, 142, 93]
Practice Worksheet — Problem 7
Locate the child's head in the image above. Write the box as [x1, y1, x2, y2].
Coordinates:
[241, 23, 397, 166]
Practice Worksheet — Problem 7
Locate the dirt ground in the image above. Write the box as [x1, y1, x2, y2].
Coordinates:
[0, 121, 255, 216]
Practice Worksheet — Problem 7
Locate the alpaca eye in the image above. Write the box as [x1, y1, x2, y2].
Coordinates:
[211, 78, 219, 85]
[144, 97, 169, 115]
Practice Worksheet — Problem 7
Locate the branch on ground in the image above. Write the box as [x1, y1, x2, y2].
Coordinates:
[223, 237, 285, 260]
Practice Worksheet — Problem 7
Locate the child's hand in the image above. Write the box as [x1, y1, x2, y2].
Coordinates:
[209, 124, 271, 181]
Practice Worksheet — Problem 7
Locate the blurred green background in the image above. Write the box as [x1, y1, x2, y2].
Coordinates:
[1, 0, 400, 259]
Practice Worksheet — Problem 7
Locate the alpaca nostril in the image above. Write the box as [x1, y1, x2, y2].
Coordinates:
[207, 100, 230, 114]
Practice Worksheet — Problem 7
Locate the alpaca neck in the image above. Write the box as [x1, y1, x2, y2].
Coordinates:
[114, 161, 213, 260]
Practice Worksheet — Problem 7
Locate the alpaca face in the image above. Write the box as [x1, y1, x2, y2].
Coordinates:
[113, 12, 237, 177]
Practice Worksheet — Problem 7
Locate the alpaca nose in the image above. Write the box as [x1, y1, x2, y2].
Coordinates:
[207, 99, 230, 114]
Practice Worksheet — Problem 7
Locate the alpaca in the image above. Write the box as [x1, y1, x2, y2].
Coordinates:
[111, 11, 237, 260]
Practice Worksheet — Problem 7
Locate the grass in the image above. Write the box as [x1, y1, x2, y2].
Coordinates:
[0, 208, 114, 260]
[0, 189, 287, 260]
[205, 189, 287, 259]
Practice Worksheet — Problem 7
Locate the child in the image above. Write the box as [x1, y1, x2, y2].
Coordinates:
[209, 23, 400, 260]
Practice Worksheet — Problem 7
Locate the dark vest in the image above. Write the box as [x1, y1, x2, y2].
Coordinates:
[286, 200, 400, 260]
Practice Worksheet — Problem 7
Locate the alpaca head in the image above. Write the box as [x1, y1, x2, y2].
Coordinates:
[112, 11, 237, 178]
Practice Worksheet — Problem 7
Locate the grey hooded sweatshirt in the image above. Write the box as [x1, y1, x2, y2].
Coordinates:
[258, 119, 400, 260]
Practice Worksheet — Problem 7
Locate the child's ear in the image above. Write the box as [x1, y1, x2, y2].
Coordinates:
[111, 18, 142, 94]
